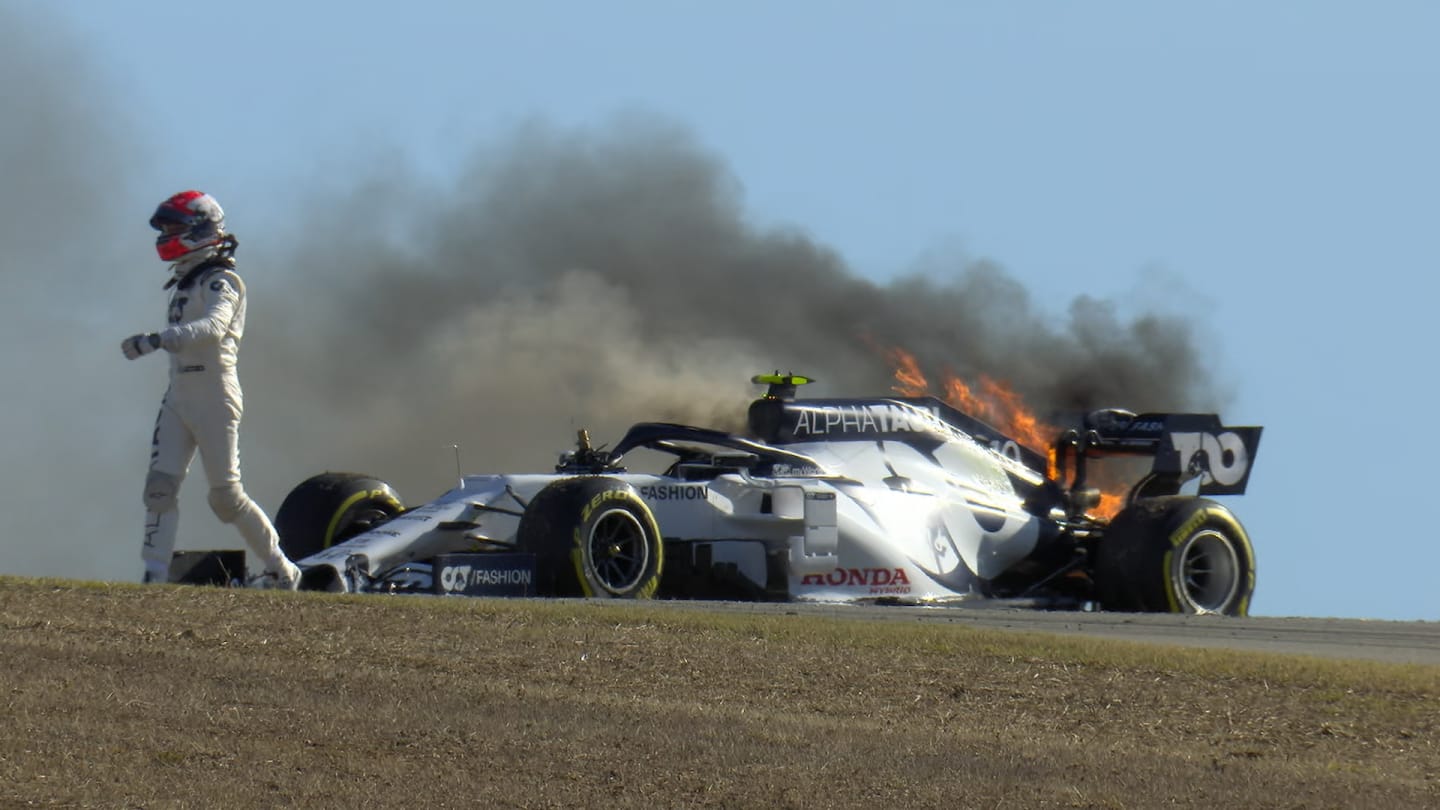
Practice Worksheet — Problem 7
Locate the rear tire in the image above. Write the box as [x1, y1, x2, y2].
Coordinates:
[517, 477, 663, 598]
[1092, 496, 1255, 615]
[274, 472, 404, 561]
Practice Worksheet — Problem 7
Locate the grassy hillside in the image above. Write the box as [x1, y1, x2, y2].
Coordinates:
[1, 578, 1435, 808]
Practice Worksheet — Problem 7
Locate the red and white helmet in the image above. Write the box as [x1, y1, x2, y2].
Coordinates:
[149, 190, 225, 261]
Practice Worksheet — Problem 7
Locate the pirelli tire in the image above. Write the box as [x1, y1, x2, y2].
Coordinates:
[274, 472, 405, 561]
[517, 477, 664, 599]
[1092, 496, 1256, 616]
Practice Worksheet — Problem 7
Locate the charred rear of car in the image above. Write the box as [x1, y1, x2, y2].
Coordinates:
[1045, 409, 1263, 615]
[1052, 408, 1264, 513]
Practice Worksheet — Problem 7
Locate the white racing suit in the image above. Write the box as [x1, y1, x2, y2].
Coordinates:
[140, 250, 292, 583]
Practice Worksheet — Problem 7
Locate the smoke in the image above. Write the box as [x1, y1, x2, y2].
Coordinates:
[245, 114, 1220, 503]
[879, 263, 1219, 413]
[0, 3, 156, 578]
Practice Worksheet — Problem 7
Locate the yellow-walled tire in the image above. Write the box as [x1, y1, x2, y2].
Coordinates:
[1092, 496, 1255, 616]
[274, 472, 404, 561]
[517, 477, 663, 599]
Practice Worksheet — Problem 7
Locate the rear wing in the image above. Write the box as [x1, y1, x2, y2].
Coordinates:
[1054, 409, 1263, 497]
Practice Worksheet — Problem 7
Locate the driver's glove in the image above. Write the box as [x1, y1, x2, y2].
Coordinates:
[121, 333, 162, 360]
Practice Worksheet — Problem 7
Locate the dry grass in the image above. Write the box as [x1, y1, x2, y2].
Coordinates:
[0, 577, 1435, 809]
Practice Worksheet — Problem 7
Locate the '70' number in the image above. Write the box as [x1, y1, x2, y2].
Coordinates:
[1170, 432, 1249, 486]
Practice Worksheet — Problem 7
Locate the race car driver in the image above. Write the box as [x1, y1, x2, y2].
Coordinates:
[121, 190, 301, 589]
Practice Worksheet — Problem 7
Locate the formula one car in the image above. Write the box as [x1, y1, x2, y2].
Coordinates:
[273, 375, 1264, 614]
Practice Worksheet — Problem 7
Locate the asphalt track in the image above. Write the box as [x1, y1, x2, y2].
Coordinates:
[640, 600, 1440, 666]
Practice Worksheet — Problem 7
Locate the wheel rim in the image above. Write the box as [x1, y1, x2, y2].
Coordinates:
[1175, 528, 1240, 613]
[585, 508, 651, 593]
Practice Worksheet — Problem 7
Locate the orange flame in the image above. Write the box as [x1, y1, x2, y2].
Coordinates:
[888, 348, 929, 397]
[888, 348, 1057, 457]
[884, 347, 1126, 518]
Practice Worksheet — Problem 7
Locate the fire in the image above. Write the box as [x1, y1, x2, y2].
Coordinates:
[883, 347, 1126, 518]
[889, 349, 929, 396]
[885, 348, 1057, 458]
[1096, 491, 1125, 517]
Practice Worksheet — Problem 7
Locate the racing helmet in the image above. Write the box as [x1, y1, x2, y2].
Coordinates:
[149, 190, 225, 261]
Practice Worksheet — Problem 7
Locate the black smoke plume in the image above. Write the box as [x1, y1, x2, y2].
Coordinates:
[248, 114, 1220, 500]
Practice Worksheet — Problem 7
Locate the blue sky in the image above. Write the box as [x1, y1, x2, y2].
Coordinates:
[5, 2, 1437, 620]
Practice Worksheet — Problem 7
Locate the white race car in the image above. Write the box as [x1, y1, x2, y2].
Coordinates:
[268, 375, 1263, 614]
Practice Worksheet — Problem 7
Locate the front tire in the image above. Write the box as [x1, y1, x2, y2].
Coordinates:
[517, 477, 664, 599]
[1092, 496, 1255, 615]
[274, 472, 405, 561]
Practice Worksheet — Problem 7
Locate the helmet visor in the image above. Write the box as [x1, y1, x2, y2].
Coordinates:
[150, 208, 190, 231]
